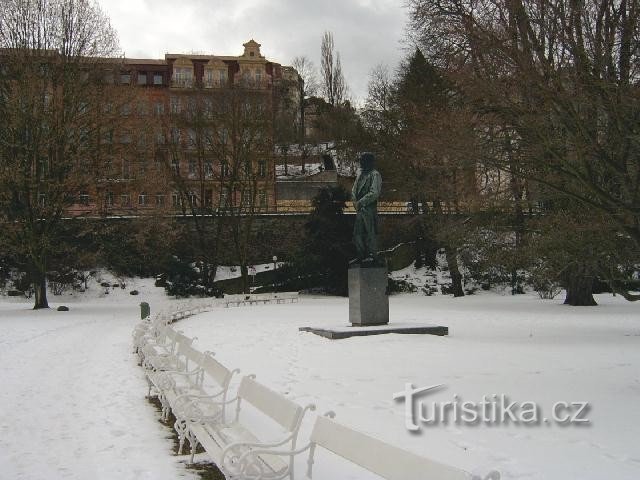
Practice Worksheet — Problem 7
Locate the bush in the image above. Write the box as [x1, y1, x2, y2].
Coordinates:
[387, 278, 417, 294]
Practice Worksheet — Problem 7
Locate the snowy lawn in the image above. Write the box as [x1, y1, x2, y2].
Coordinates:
[0, 278, 198, 480]
[1, 282, 639, 480]
[176, 292, 640, 480]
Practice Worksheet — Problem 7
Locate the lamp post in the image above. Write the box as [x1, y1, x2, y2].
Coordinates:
[272, 255, 278, 292]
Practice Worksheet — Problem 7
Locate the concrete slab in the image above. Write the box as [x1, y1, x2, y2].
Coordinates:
[299, 323, 448, 340]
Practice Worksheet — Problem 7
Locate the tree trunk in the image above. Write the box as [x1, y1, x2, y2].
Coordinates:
[33, 273, 49, 309]
[445, 246, 464, 297]
[563, 266, 597, 306]
[240, 264, 249, 294]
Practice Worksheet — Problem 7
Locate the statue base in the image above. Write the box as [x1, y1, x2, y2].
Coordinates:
[348, 264, 389, 326]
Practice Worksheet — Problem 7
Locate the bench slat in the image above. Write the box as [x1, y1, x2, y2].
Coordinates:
[238, 377, 303, 431]
[311, 416, 470, 480]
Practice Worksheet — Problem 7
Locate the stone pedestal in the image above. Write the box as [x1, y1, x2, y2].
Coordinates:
[348, 265, 389, 326]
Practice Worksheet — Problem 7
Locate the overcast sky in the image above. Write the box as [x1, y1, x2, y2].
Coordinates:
[95, 0, 409, 103]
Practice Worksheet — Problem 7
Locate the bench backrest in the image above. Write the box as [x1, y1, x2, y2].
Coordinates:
[237, 376, 303, 432]
[201, 354, 233, 388]
[308, 416, 470, 480]
[175, 340, 203, 370]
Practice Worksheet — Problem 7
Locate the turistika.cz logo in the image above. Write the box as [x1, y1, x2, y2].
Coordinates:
[393, 384, 591, 431]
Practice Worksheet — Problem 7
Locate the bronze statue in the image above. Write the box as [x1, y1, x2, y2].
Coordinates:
[351, 152, 382, 265]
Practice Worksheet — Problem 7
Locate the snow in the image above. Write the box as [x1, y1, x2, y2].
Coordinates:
[0, 277, 198, 480]
[176, 292, 640, 480]
[1, 279, 639, 480]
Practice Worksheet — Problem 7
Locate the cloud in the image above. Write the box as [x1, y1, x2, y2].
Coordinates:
[96, 0, 408, 101]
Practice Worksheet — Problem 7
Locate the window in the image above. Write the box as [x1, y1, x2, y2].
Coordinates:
[219, 191, 229, 208]
[122, 160, 132, 179]
[188, 192, 197, 206]
[202, 99, 213, 118]
[103, 72, 114, 84]
[78, 193, 90, 206]
[106, 192, 114, 206]
[154, 101, 165, 115]
[205, 161, 213, 178]
[170, 96, 180, 114]
[204, 69, 214, 87]
[219, 69, 227, 84]
[172, 192, 180, 207]
[121, 194, 131, 207]
[170, 127, 181, 144]
[255, 70, 262, 84]
[258, 160, 267, 177]
[120, 73, 131, 85]
[102, 129, 114, 144]
[137, 133, 146, 147]
[258, 190, 267, 208]
[242, 190, 252, 206]
[205, 189, 213, 207]
[188, 159, 196, 175]
[173, 67, 193, 87]
[120, 131, 131, 144]
[137, 73, 147, 85]
[154, 73, 163, 85]
[155, 132, 165, 145]
[137, 101, 148, 116]
[121, 103, 131, 116]
[138, 192, 147, 206]
[187, 129, 196, 148]
[221, 161, 229, 178]
[155, 194, 165, 207]
[171, 158, 179, 173]
[38, 193, 46, 207]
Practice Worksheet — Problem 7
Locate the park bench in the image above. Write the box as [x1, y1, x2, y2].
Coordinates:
[146, 339, 205, 417]
[132, 313, 168, 353]
[181, 375, 315, 480]
[222, 292, 300, 308]
[298, 412, 501, 480]
[141, 329, 193, 373]
[172, 353, 240, 455]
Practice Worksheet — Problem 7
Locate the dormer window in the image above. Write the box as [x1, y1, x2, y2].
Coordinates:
[172, 58, 194, 88]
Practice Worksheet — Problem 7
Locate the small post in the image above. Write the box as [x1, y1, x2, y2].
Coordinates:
[272, 255, 278, 292]
[140, 302, 150, 320]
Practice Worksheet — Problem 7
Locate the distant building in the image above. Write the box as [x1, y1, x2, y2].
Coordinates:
[69, 40, 302, 216]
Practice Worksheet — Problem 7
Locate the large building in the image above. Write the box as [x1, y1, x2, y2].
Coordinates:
[69, 40, 302, 216]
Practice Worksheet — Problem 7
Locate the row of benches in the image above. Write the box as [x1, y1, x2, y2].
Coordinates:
[133, 310, 500, 480]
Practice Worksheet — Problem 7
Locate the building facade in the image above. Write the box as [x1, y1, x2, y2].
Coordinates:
[70, 40, 301, 217]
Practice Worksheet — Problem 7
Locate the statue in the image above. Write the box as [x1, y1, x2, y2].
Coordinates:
[351, 152, 382, 265]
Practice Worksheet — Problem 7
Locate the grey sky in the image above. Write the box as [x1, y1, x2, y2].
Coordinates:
[96, 0, 409, 103]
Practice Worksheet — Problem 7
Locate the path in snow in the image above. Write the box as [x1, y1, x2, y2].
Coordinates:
[0, 283, 196, 480]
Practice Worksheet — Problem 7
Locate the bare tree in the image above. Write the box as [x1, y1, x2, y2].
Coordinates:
[407, 0, 640, 304]
[320, 31, 347, 106]
[292, 55, 319, 98]
[0, 0, 122, 309]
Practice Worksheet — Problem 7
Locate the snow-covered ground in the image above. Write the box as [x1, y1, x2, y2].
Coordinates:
[1, 278, 639, 480]
[0, 277, 198, 480]
[177, 292, 640, 480]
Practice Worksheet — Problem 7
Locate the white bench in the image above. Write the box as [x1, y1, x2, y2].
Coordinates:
[172, 353, 240, 455]
[147, 339, 205, 419]
[182, 375, 315, 480]
[301, 413, 501, 480]
[141, 330, 193, 378]
[223, 292, 300, 308]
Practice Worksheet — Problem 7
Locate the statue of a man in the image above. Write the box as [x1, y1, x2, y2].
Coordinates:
[351, 152, 382, 264]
